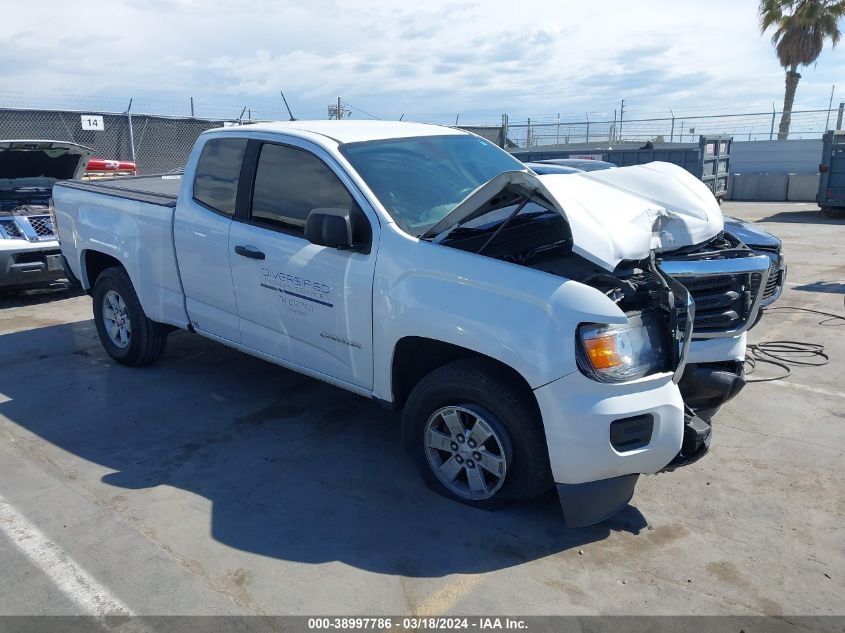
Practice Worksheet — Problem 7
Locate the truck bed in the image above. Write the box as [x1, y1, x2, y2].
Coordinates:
[55, 174, 181, 207]
[53, 173, 188, 329]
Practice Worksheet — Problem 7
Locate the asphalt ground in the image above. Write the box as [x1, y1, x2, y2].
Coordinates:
[0, 202, 842, 618]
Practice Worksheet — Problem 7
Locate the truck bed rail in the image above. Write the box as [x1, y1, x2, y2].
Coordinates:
[54, 174, 181, 208]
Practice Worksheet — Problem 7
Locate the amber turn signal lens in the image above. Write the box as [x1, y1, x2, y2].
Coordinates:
[583, 335, 624, 369]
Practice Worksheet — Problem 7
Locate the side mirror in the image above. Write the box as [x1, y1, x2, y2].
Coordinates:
[305, 208, 369, 253]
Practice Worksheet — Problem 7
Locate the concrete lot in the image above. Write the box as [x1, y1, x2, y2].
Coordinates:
[0, 202, 842, 616]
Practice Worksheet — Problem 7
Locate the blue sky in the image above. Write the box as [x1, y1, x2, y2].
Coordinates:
[2, 0, 843, 124]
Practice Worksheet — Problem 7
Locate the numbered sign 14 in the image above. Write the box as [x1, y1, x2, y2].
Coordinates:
[81, 115, 104, 131]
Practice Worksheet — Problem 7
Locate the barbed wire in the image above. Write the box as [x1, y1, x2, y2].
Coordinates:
[0, 90, 840, 147]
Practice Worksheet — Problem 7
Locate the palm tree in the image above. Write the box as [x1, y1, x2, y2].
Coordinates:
[759, 0, 845, 139]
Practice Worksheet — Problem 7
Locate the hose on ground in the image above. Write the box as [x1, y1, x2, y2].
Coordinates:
[744, 299, 845, 383]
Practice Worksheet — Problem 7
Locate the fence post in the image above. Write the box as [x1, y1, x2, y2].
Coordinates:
[769, 104, 776, 141]
[527, 117, 531, 149]
[585, 114, 590, 143]
[825, 84, 835, 131]
[556, 113, 560, 146]
[619, 99, 624, 141]
[669, 109, 675, 142]
[126, 98, 136, 163]
[837, 102, 844, 131]
[501, 113, 508, 149]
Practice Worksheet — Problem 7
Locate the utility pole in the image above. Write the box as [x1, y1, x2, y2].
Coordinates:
[619, 99, 625, 142]
[190, 97, 195, 118]
[825, 85, 836, 131]
[837, 102, 844, 130]
[327, 97, 349, 120]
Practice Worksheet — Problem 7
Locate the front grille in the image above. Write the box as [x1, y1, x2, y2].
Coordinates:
[760, 265, 783, 306]
[673, 272, 763, 334]
[763, 270, 779, 301]
[26, 215, 55, 237]
[0, 219, 23, 238]
[660, 254, 771, 338]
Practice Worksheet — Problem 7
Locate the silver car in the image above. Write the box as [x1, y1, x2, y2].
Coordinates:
[0, 140, 92, 290]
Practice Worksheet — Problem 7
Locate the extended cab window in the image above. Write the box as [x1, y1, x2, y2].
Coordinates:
[250, 143, 354, 233]
[192, 137, 247, 216]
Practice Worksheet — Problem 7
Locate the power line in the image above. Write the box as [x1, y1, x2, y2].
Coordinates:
[341, 100, 381, 120]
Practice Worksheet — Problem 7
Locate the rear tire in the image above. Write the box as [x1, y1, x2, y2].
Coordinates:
[92, 267, 168, 366]
[402, 358, 552, 509]
[819, 206, 839, 219]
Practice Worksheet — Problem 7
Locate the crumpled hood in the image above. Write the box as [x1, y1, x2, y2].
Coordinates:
[0, 140, 94, 190]
[537, 161, 723, 270]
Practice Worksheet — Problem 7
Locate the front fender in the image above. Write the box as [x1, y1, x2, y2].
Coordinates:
[371, 227, 627, 401]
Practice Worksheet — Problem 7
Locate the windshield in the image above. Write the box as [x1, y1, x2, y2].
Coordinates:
[340, 134, 525, 235]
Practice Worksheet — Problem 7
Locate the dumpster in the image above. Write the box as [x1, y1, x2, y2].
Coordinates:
[512, 135, 732, 201]
[817, 130, 845, 218]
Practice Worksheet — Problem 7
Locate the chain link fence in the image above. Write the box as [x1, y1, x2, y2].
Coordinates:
[0, 107, 236, 174]
[3, 102, 843, 172]
[500, 106, 844, 150]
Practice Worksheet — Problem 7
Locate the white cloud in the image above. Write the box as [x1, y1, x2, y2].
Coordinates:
[1, 0, 842, 123]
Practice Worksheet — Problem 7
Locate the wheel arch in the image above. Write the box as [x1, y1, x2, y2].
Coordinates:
[81, 249, 124, 291]
[389, 336, 540, 418]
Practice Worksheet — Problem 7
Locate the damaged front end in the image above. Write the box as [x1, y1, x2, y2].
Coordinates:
[428, 166, 761, 477]
[659, 232, 772, 424]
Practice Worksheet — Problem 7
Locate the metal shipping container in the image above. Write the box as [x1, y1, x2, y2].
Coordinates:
[817, 130, 845, 218]
[512, 135, 732, 201]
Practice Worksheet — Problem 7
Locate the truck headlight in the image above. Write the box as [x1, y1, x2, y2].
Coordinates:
[577, 311, 668, 382]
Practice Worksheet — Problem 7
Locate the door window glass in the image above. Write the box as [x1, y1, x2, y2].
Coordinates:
[251, 143, 354, 232]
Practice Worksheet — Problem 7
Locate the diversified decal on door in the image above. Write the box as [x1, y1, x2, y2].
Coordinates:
[319, 332, 362, 349]
[260, 283, 333, 307]
[259, 267, 334, 314]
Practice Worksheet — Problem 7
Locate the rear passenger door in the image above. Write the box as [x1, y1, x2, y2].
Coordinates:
[228, 139, 377, 390]
[174, 136, 246, 342]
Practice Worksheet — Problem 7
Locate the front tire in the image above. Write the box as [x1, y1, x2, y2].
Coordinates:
[402, 359, 552, 509]
[92, 267, 168, 366]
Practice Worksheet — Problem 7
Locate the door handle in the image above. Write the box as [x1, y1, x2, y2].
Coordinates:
[234, 245, 266, 260]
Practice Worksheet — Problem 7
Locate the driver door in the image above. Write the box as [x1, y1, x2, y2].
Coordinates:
[229, 139, 377, 390]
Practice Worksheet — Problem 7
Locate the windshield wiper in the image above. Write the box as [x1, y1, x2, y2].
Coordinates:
[420, 171, 539, 242]
[476, 192, 535, 255]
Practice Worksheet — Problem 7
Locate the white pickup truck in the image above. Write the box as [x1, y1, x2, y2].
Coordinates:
[53, 121, 776, 526]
